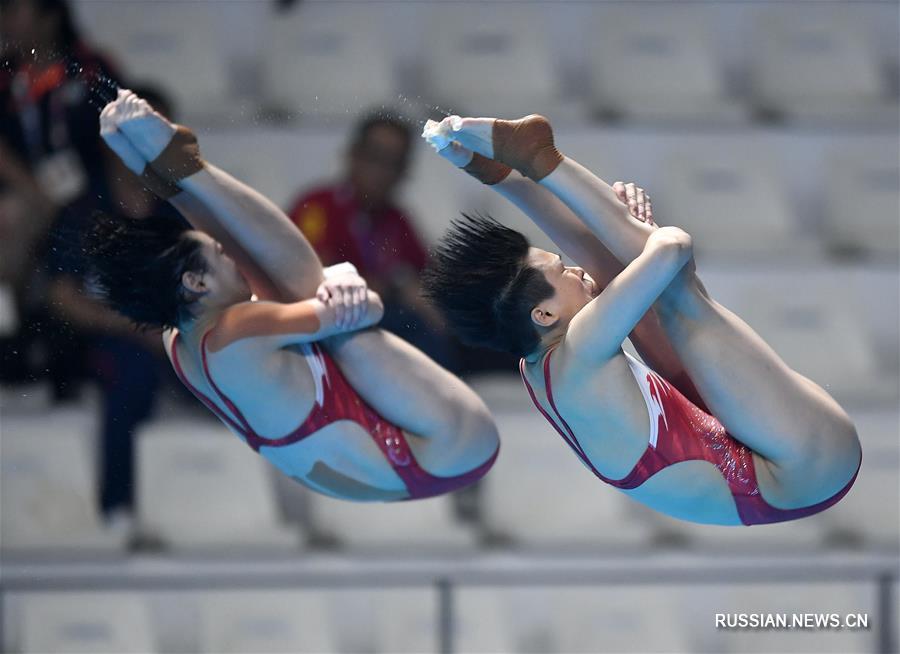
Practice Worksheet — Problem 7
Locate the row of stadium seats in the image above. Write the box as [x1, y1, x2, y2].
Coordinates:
[3, 583, 878, 653]
[70, 2, 899, 125]
[2, 394, 897, 554]
[196, 126, 900, 262]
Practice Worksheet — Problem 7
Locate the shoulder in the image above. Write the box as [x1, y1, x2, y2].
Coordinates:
[554, 335, 622, 387]
[206, 301, 282, 351]
[206, 300, 323, 353]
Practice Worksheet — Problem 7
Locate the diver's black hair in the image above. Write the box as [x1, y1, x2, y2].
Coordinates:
[82, 212, 207, 330]
[422, 213, 555, 358]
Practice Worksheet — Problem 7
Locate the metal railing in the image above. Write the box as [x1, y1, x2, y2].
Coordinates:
[1, 552, 897, 653]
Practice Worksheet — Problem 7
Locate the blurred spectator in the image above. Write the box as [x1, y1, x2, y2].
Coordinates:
[287, 111, 460, 371]
[0, 0, 122, 382]
[41, 87, 188, 526]
[0, 0, 121, 208]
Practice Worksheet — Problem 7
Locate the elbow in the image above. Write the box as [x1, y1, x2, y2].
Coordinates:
[660, 227, 693, 253]
[651, 227, 693, 269]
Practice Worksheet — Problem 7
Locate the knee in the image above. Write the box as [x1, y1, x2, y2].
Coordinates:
[451, 397, 500, 460]
[795, 412, 861, 484]
[825, 414, 862, 479]
[473, 409, 501, 453]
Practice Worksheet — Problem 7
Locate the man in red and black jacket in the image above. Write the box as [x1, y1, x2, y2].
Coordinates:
[1, 0, 126, 386]
[287, 111, 462, 371]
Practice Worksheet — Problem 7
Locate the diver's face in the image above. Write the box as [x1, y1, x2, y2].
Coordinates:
[526, 247, 597, 330]
[187, 231, 251, 304]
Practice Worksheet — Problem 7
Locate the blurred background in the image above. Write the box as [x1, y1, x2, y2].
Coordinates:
[0, 0, 897, 652]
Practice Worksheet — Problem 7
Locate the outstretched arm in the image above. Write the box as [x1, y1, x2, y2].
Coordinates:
[100, 89, 322, 303]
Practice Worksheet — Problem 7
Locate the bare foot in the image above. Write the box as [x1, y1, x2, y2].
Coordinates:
[110, 90, 203, 183]
[113, 91, 177, 163]
[490, 114, 563, 182]
[448, 114, 562, 182]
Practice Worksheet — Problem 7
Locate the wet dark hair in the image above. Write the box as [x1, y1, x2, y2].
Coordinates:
[422, 214, 555, 358]
[82, 212, 208, 330]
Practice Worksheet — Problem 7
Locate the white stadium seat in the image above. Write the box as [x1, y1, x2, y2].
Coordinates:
[20, 592, 156, 653]
[1, 409, 124, 552]
[682, 513, 828, 553]
[136, 418, 303, 550]
[0, 382, 55, 413]
[848, 408, 900, 449]
[552, 587, 696, 653]
[308, 493, 477, 551]
[198, 590, 336, 653]
[367, 589, 438, 654]
[481, 411, 655, 549]
[586, 6, 747, 124]
[420, 5, 561, 119]
[73, 1, 231, 119]
[201, 127, 344, 212]
[657, 149, 807, 259]
[263, 3, 396, 120]
[820, 410, 899, 549]
[454, 588, 556, 653]
[823, 145, 900, 259]
[202, 589, 436, 653]
[697, 264, 898, 400]
[455, 587, 696, 653]
[400, 143, 496, 246]
[749, 7, 897, 124]
[465, 373, 534, 415]
[729, 284, 891, 405]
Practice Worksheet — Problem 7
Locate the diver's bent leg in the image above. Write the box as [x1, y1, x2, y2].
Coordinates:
[322, 328, 500, 477]
[653, 270, 860, 507]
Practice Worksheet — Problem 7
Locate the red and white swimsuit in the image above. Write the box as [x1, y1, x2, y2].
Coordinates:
[171, 331, 497, 500]
[521, 348, 860, 525]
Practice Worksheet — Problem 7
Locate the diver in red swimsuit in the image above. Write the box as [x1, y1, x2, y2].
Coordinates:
[170, 330, 495, 500]
[422, 115, 860, 525]
[85, 90, 498, 502]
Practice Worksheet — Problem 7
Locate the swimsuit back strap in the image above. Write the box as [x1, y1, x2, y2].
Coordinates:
[519, 352, 608, 481]
[170, 332, 255, 441]
[197, 330, 266, 451]
[541, 350, 613, 481]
